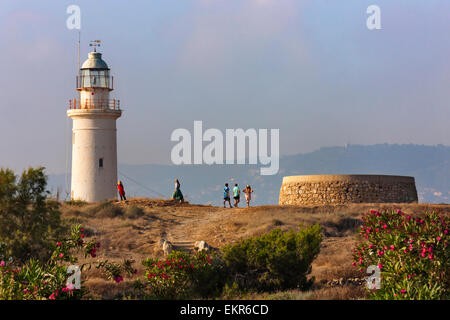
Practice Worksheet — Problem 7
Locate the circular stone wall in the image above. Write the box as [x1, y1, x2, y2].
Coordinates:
[279, 175, 418, 205]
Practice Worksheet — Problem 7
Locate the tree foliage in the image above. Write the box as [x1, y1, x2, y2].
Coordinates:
[0, 167, 65, 263]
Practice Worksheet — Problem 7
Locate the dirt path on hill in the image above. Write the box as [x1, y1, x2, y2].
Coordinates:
[165, 206, 242, 245]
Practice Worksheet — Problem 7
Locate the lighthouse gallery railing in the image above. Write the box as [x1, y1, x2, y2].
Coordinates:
[68, 99, 120, 111]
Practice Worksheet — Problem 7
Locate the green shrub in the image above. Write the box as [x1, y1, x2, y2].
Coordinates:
[353, 209, 449, 300]
[141, 250, 223, 299]
[0, 224, 136, 300]
[221, 281, 244, 299]
[0, 167, 66, 263]
[125, 205, 145, 219]
[222, 224, 322, 292]
[190, 250, 227, 298]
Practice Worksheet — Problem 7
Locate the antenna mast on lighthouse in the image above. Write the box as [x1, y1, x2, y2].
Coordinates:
[78, 31, 81, 70]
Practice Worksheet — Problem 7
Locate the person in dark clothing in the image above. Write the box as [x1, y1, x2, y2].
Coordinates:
[223, 183, 232, 208]
[172, 179, 184, 203]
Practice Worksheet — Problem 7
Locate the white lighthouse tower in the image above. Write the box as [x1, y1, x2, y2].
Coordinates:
[67, 44, 122, 202]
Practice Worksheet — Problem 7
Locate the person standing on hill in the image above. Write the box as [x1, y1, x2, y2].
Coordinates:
[223, 183, 232, 208]
[172, 179, 184, 203]
[117, 180, 127, 201]
[233, 184, 241, 208]
[243, 185, 254, 208]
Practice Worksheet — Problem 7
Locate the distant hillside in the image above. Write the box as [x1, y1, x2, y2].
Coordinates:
[48, 144, 450, 205]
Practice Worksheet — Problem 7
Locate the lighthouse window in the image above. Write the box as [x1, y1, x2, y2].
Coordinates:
[80, 69, 110, 88]
[99, 158, 104, 168]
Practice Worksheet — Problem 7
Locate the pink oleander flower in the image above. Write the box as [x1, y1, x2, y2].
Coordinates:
[377, 264, 383, 269]
[56, 242, 62, 247]
[383, 224, 387, 229]
[59, 253, 64, 258]
[378, 251, 384, 256]
[390, 245, 395, 250]
[0, 261, 5, 267]
[401, 289, 406, 294]
[437, 236, 441, 242]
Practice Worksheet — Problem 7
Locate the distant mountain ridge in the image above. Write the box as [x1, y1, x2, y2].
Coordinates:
[48, 144, 450, 205]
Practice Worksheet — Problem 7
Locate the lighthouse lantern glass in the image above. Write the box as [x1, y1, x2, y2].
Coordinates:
[79, 69, 110, 88]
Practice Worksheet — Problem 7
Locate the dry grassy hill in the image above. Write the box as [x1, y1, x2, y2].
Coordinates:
[60, 199, 450, 300]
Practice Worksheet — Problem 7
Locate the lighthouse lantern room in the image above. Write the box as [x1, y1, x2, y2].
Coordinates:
[67, 46, 122, 202]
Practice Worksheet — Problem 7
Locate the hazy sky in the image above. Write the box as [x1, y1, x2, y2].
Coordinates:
[1, 0, 449, 174]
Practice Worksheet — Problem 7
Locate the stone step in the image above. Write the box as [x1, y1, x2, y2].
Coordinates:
[170, 240, 196, 251]
[172, 246, 194, 252]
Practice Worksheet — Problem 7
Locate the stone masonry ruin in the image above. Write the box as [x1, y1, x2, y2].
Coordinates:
[279, 175, 418, 205]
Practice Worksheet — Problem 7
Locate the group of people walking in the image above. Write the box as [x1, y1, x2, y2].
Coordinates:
[223, 183, 254, 208]
[117, 179, 254, 208]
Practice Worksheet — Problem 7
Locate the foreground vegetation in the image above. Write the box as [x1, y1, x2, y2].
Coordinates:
[1, 167, 449, 299]
[352, 209, 449, 299]
[133, 225, 322, 300]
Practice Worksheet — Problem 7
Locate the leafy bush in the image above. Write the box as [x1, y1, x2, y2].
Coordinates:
[352, 209, 449, 300]
[141, 250, 223, 299]
[0, 167, 66, 263]
[191, 250, 227, 298]
[0, 224, 135, 300]
[222, 224, 322, 292]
